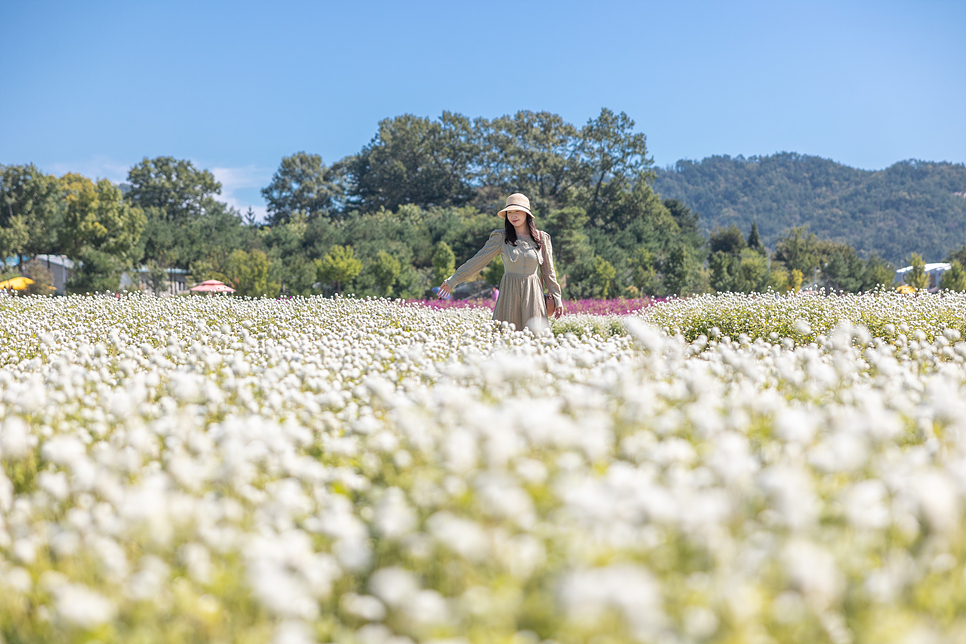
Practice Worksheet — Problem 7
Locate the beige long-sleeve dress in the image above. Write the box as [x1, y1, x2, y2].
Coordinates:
[444, 229, 563, 332]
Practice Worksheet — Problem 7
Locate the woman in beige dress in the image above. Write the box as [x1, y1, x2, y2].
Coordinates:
[438, 193, 563, 332]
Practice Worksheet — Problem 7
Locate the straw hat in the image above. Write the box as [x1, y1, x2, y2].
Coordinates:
[497, 193, 532, 219]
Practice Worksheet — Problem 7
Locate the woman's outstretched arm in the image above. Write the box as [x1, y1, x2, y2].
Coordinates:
[542, 233, 564, 317]
[438, 230, 503, 297]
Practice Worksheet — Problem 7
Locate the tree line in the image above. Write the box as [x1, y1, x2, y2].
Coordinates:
[3, 109, 966, 298]
[653, 153, 966, 265]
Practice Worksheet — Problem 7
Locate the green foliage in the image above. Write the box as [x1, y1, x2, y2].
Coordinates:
[432, 241, 456, 285]
[60, 173, 146, 264]
[947, 244, 966, 268]
[125, 157, 221, 223]
[653, 153, 966, 264]
[905, 253, 929, 290]
[940, 261, 966, 291]
[340, 112, 481, 212]
[261, 152, 340, 224]
[316, 245, 362, 294]
[24, 260, 54, 295]
[225, 249, 280, 297]
[0, 164, 62, 265]
[372, 251, 402, 296]
[68, 249, 121, 293]
[747, 220, 765, 255]
[482, 254, 505, 286]
[861, 254, 895, 291]
[592, 256, 616, 298]
[630, 247, 658, 295]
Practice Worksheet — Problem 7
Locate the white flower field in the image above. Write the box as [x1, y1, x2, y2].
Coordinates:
[1, 292, 966, 644]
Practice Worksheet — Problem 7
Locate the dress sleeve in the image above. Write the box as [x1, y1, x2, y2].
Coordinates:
[541, 232, 563, 308]
[443, 230, 504, 289]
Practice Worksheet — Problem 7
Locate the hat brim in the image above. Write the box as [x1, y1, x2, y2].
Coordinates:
[498, 205, 532, 219]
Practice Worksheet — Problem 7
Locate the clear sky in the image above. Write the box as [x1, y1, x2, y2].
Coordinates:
[1, 0, 963, 218]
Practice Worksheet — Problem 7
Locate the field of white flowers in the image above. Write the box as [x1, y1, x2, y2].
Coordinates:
[1, 292, 966, 644]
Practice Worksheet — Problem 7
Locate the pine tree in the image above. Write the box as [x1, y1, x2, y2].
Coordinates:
[747, 220, 766, 255]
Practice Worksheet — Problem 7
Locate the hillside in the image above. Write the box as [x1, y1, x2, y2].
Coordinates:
[652, 153, 966, 264]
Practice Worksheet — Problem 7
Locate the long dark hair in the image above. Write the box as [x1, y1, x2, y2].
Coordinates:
[504, 212, 541, 250]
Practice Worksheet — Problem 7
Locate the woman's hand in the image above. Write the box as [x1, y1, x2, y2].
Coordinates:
[554, 301, 564, 319]
[437, 282, 452, 299]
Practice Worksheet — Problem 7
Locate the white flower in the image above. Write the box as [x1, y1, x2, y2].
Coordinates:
[53, 583, 117, 629]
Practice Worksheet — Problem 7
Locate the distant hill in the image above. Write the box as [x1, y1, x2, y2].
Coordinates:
[651, 153, 966, 264]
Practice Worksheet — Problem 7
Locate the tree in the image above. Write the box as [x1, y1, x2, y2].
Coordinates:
[861, 254, 895, 291]
[629, 247, 658, 295]
[905, 253, 929, 290]
[709, 225, 747, 256]
[0, 164, 62, 269]
[372, 250, 402, 296]
[747, 220, 765, 255]
[482, 255, 505, 286]
[60, 174, 146, 264]
[316, 245, 362, 294]
[789, 269, 803, 293]
[773, 226, 821, 274]
[432, 241, 456, 285]
[577, 108, 653, 219]
[480, 111, 582, 212]
[261, 152, 340, 224]
[940, 261, 966, 291]
[224, 249, 280, 297]
[68, 250, 121, 293]
[662, 244, 694, 295]
[662, 199, 703, 251]
[341, 112, 481, 212]
[821, 242, 864, 292]
[947, 245, 966, 269]
[592, 256, 616, 298]
[125, 157, 221, 223]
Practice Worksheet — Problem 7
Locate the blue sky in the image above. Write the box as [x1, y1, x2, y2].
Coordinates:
[1, 0, 963, 219]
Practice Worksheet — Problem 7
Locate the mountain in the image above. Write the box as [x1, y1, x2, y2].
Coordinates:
[651, 153, 966, 264]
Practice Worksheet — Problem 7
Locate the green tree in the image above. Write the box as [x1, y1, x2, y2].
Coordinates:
[68, 250, 121, 293]
[630, 247, 658, 295]
[734, 248, 770, 292]
[709, 225, 747, 256]
[821, 241, 864, 292]
[905, 253, 929, 290]
[480, 111, 582, 212]
[0, 164, 62, 270]
[261, 152, 340, 224]
[662, 199, 703, 250]
[773, 226, 821, 275]
[747, 220, 765, 255]
[372, 250, 402, 296]
[225, 249, 280, 297]
[482, 254, 505, 286]
[432, 241, 456, 285]
[789, 269, 803, 293]
[126, 157, 221, 223]
[940, 261, 966, 291]
[592, 256, 616, 298]
[341, 112, 481, 212]
[316, 245, 362, 294]
[60, 173, 146, 264]
[577, 108, 653, 219]
[861, 254, 895, 291]
[662, 244, 694, 295]
[947, 245, 966, 269]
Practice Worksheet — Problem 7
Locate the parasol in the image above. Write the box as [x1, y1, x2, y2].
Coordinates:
[189, 279, 236, 293]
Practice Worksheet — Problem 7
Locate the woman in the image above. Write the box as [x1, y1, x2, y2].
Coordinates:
[438, 193, 563, 332]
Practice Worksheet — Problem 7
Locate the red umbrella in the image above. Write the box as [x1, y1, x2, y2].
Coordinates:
[189, 279, 236, 293]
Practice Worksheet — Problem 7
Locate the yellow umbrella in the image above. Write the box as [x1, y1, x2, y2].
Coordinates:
[0, 276, 34, 291]
[896, 284, 916, 294]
